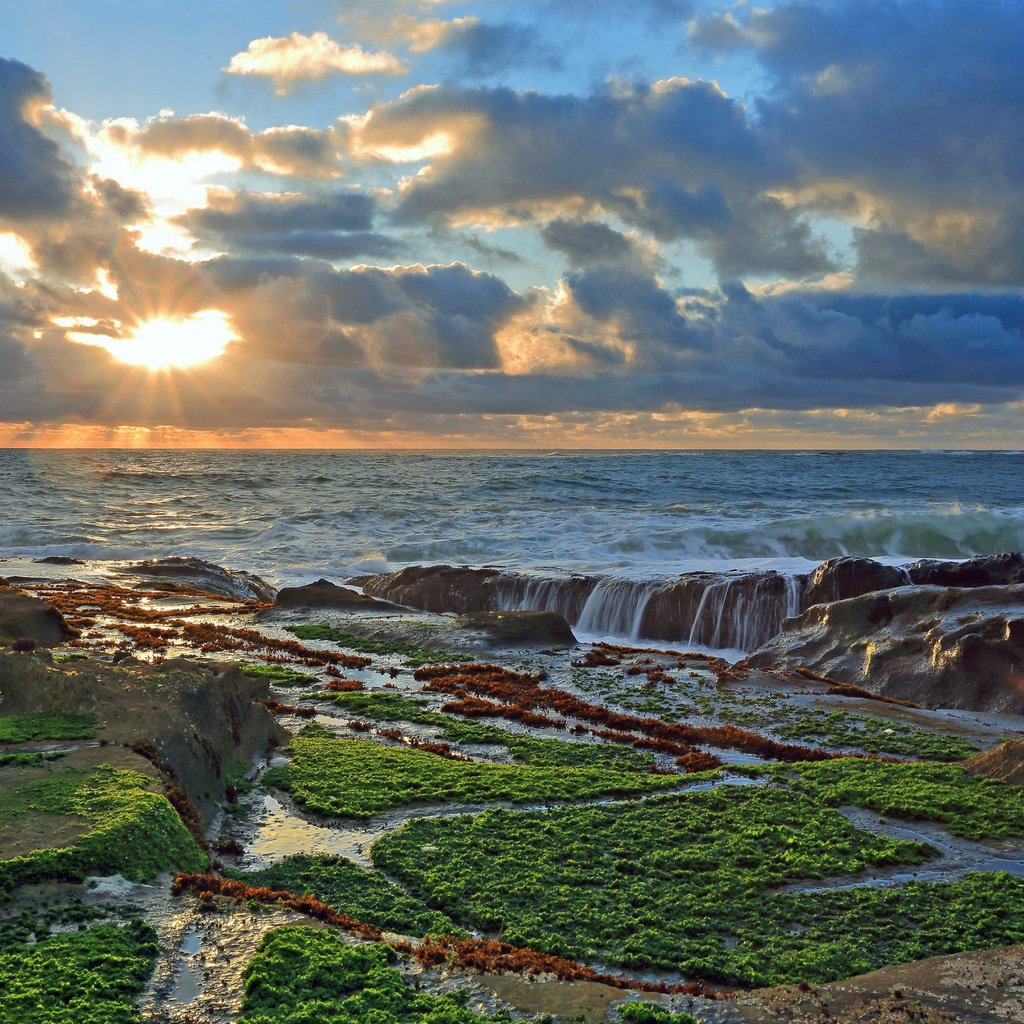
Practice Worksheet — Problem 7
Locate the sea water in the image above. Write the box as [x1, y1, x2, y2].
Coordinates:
[2, 449, 1021, 587]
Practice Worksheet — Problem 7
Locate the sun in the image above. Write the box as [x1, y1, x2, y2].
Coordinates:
[89, 310, 237, 370]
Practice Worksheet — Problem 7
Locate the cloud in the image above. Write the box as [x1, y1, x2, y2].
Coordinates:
[179, 190, 400, 260]
[101, 113, 345, 179]
[223, 31, 407, 95]
[691, 0, 1024, 288]
[541, 219, 635, 266]
[347, 78, 832, 278]
[415, 18, 563, 77]
[0, 59, 80, 221]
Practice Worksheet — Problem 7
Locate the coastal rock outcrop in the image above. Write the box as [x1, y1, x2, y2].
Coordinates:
[0, 585, 74, 647]
[0, 652, 287, 824]
[906, 552, 1024, 588]
[803, 557, 910, 607]
[356, 565, 802, 648]
[357, 565, 505, 614]
[118, 556, 276, 602]
[747, 584, 1024, 714]
[964, 738, 1024, 787]
[455, 610, 577, 647]
[271, 578, 403, 612]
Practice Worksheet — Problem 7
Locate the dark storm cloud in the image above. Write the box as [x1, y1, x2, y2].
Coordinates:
[226, 231, 400, 260]
[196, 256, 527, 370]
[188, 191, 376, 235]
[0, 59, 80, 221]
[567, 265, 706, 353]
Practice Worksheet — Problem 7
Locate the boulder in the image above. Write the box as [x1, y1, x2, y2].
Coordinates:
[456, 610, 577, 648]
[907, 552, 1024, 588]
[272, 578, 403, 612]
[803, 557, 910, 607]
[118, 556, 276, 602]
[0, 586, 74, 648]
[747, 584, 1024, 714]
[357, 565, 504, 614]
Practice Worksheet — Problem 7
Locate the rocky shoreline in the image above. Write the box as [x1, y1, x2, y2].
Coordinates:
[0, 552, 1022, 1023]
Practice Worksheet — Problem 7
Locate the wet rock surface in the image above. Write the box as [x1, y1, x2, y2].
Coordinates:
[965, 739, 1024, 787]
[119, 556, 277, 603]
[748, 584, 1024, 713]
[357, 564, 506, 614]
[907, 553, 1024, 589]
[271, 577, 404, 612]
[803, 557, 910, 607]
[0, 583, 74, 646]
[455, 610, 577, 647]
[0, 651, 287, 825]
[732, 943, 1024, 1023]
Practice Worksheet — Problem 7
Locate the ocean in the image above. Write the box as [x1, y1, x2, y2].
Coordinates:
[3, 449, 1022, 587]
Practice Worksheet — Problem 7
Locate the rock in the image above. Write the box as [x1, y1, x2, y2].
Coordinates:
[118, 556, 276, 602]
[0, 653, 287, 825]
[907, 552, 1024, 588]
[638, 571, 804, 649]
[0, 586, 74, 648]
[747, 584, 1024, 714]
[33, 555, 85, 565]
[803, 557, 910, 607]
[456, 610, 577, 648]
[271, 578, 403, 612]
[963, 738, 1024, 786]
[356, 565, 805, 649]
[358, 565, 504, 614]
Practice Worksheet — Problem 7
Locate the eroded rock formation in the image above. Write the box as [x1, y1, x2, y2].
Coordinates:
[748, 584, 1024, 713]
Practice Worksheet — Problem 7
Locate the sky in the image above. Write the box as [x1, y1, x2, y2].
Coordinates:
[1, 0, 1024, 448]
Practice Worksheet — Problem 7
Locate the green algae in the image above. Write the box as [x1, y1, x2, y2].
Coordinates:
[240, 926, 546, 1023]
[0, 919, 158, 1023]
[775, 710, 979, 761]
[0, 712, 99, 743]
[286, 624, 469, 666]
[323, 691, 656, 770]
[0, 764, 207, 891]
[370, 759, 1024, 985]
[224, 854, 460, 937]
[241, 662, 318, 687]
[771, 759, 1024, 839]
[263, 733, 677, 819]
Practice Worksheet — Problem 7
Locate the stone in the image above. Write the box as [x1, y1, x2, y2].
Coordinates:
[748, 584, 1024, 714]
[0, 586, 74, 648]
[272, 578, 403, 611]
[803, 557, 910, 607]
[118, 556, 276, 602]
[456, 610, 577, 647]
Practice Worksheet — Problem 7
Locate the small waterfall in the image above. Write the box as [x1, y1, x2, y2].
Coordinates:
[493, 575, 597, 622]
[575, 578, 660, 640]
[360, 563, 806, 651]
[785, 574, 803, 618]
[683, 572, 802, 650]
